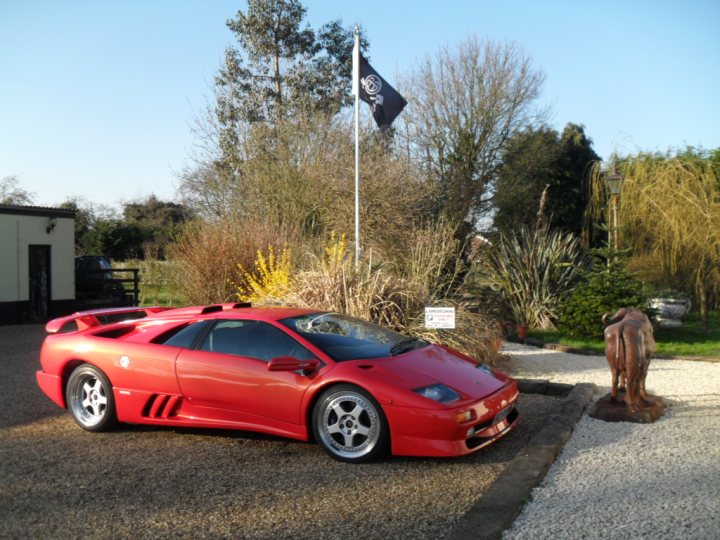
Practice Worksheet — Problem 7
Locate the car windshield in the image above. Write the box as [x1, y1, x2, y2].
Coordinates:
[279, 313, 427, 361]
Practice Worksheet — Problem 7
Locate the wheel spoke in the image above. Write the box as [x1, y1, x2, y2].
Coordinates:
[356, 424, 370, 437]
[82, 397, 91, 409]
[349, 404, 363, 419]
[331, 403, 345, 419]
[342, 433, 354, 448]
[83, 382, 93, 395]
[88, 402, 100, 417]
[326, 421, 342, 435]
[91, 379, 103, 393]
[96, 394, 107, 406]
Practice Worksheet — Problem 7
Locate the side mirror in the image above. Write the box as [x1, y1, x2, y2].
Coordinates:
[267, 356, 320, 375]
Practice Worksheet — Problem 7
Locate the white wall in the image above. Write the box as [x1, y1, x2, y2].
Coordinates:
[0, 213, 74, 302]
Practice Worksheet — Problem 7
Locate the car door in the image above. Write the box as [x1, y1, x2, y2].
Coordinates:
[175, 319, 319, 425]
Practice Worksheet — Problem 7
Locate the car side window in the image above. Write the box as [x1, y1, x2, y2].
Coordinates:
[155, 320, 213, 348]
[200, 320, 314, 362]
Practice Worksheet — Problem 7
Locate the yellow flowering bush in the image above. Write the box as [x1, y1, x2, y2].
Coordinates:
[236, 245, 293, 304]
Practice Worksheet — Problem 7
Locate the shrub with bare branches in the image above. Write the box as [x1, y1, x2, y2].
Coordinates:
[167, 219, 297, 305]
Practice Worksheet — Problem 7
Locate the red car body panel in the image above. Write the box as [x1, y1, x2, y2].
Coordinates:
[37, 305, 520, 458]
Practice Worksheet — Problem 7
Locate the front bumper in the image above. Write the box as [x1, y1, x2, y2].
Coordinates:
[386, 381, 520, 457]
[36, 370, 66, 408]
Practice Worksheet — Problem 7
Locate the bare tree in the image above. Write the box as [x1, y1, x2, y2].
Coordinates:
[0, 176, 35, 205]
[404, 37, 545, 230]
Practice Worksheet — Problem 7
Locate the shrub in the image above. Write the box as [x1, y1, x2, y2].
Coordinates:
[167, 219, 295, 305]
[557, 258, 647, 338]
[236, 245, 293, 304]
[477, 225, 586, 330]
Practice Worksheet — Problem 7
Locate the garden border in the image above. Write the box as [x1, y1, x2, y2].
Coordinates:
[508, 335, 720, 362]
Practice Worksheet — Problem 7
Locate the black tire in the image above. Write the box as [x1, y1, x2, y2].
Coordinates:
[312, 384, 389, 463]
[66, 364, 117, 432]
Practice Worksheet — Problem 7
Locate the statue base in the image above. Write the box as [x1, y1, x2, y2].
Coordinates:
[589, 391, 667, 423]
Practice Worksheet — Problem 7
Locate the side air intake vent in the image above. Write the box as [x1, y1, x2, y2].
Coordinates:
[143, 394, 181, 418]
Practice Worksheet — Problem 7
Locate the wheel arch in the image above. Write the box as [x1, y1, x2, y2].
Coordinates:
[60, 359, 104, 407]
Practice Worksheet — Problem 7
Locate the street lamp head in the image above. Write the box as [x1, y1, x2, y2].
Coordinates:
[606, 168, 624, 195]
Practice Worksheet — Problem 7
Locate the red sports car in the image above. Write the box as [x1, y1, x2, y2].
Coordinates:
[37, 304, 519, 463]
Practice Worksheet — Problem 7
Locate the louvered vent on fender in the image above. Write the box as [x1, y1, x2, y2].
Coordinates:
[143, 394, 181, 418]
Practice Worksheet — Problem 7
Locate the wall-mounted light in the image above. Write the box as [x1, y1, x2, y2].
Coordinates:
[46, 216, 57, 234]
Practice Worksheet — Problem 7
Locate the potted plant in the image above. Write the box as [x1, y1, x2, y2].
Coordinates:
[516, 321, 529, 339]
[509, 306, 529, 339]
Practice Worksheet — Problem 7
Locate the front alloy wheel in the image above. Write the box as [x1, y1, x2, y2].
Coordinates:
[313, 385, 388, 463]
[66, 364, 117, 432]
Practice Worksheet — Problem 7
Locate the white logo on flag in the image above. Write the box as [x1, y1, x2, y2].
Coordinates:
[362, 75, 382, 95]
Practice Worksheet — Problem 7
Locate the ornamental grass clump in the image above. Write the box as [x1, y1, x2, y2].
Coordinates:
[478, 224, 586, 330]
[288, 233, 410, 329]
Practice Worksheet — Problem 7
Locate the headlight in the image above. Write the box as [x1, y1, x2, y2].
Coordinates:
[413, 384, 460, 404]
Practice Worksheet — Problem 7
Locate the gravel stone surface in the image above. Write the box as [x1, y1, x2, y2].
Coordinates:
[498, 342, 720, 539]
[1, 325, 559, 539]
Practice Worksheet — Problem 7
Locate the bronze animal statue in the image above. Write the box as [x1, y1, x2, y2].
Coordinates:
[602, 308, 655, 414]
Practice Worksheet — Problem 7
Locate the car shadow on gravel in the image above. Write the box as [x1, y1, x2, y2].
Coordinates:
[115, 417, 534, 467]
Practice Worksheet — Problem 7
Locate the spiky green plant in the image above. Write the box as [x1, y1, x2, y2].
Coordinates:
[479, 224, 586, 330]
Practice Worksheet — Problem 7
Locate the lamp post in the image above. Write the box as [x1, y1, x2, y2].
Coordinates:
[606, 167, 624, 256]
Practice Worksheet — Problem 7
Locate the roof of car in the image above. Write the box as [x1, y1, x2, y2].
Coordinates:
[45, 304, 325, 334]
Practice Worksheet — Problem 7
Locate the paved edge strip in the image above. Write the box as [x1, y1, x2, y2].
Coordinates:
[448, 381, 597, 540]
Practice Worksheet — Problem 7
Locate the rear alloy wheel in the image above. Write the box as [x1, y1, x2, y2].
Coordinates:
[312, 385, 389, 463]
[66, 364, 117, 432]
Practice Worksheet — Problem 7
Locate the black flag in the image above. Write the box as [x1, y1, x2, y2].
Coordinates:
[358, 55, 407, 129]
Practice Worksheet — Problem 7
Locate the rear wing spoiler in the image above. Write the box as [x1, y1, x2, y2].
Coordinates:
[45, 306, 171, 334]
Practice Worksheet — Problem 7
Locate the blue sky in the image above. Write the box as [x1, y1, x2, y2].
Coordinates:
[1, 0, 718, 209]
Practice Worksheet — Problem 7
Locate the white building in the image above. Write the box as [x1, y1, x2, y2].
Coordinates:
[0, 205, 76, 324]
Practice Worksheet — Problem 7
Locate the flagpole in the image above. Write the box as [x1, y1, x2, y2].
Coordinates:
[353, 26, 361, 265]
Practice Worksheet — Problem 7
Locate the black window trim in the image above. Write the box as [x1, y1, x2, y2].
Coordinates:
[190, 319, 217, 350]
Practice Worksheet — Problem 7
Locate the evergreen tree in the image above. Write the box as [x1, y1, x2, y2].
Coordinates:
[493, 123, 599, 236]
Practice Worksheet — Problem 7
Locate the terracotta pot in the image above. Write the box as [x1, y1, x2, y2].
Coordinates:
[516, 324, 528, 339]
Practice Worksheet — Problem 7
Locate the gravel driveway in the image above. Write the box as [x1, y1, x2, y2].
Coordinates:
[1, 325, 559, 539]
[498, 343, 720, 539]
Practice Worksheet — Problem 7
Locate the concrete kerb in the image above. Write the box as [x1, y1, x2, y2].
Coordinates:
[448, 381, 597, 540]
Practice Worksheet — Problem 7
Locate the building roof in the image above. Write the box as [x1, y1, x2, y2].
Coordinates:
[0, 204, 76, 218]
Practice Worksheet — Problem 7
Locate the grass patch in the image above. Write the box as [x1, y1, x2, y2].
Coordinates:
[529, 311, 720, 358]
[140, 285, 185, 307]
